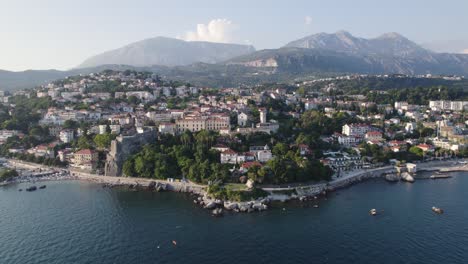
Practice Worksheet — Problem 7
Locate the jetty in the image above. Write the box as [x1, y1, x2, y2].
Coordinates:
[430, 174, 452, 179]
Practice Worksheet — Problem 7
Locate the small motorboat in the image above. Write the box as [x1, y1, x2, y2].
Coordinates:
[39, 185, 46, 189]
[26, 186, 37, 192]
[369, 209, 377, 216]
[432, 207, 444, 214]
[172, 240, 177, 246]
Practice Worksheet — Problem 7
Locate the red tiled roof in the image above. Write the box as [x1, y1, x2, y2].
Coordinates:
[75, 149, 95, 155]
[241, 161, 262, 168]
[222, 149, 237, 155]
[417, 144, 434, 150]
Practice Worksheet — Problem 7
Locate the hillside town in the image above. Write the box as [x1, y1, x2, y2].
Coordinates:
[0, 71, 466, 187]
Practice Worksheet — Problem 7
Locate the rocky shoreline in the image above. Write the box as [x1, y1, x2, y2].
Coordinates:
[193, 194, 270, 216]
[4, 158, 467, 215]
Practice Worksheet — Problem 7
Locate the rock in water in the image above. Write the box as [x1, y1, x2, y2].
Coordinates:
[224, 202, 238, 210]
[385, 174, 400, 182]
[148, 181, 156, 191]
[204, 201, 217, 209]
[212, 208, 223, 217]
[401, 172, 415, 183]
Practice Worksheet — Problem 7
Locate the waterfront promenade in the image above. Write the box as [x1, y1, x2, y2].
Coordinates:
[261, 159, 468, 199]
[5, 159, 206, 194]
[5, 158, 468, 200]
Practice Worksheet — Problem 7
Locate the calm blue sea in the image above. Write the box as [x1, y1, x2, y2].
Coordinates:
[1, 172, 467, 264]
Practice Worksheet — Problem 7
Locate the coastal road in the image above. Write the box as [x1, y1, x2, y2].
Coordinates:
[6, 159, 206, 191]
[261, 158, 468, 193]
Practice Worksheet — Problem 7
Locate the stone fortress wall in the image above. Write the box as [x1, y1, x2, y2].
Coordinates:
[104, 129, 157, 176]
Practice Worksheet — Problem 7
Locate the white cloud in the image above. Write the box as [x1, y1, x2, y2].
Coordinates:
[305, 16, 313, 25]
[183, 19, 236, 43]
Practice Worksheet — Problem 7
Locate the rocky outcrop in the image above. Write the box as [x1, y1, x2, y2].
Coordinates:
[385, 173, 400, 182]
[204, 201, 217, 209]
[195, 194, 270, 214]
[401, 172, 415, 183]
[212, 208, 223, 217]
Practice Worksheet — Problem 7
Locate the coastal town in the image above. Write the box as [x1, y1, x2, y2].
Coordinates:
[0, 70, 467, 212]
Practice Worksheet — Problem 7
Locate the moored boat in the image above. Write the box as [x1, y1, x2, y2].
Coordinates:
[432, 206, 443, 214]
[26, 186, 37, 192]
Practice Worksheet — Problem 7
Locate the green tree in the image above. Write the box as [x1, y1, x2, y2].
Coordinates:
[93, 133, 115, 149]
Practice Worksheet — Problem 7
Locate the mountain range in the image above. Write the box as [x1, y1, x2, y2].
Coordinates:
[78, 37, 255, 68]
[1, 31, 468, 90]
[229, 31, 468, 76]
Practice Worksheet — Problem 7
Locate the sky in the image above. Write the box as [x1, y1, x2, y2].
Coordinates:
[0, 0, 467, 71]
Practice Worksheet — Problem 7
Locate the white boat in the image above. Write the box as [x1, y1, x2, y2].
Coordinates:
[432, 206, 443, 214]
[369, 209, 377, 216]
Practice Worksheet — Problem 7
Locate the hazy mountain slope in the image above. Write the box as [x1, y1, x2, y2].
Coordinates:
[2, 32, 468, 91]
[227, 48, 376, 73]
[0, 69, 69, 91]
[0, 65, 162, 91]
[228, 31, 468, 76]
[78, 37, 255, 68]
[283, 31, 429, 57]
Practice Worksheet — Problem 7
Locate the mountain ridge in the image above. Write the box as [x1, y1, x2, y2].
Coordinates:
[2, 31, 468, 91]
[229, 31, 468, 76]
[77, 37, 255, 68]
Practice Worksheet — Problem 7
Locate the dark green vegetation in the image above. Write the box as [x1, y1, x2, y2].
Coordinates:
[365, 87, 467, 105]
[304, 76, 468, 104]
[207, 184, 269, 202]
[123, 131, 230, 183]
[0, 168, 18, 182]
[0, 95, 65, 166]
[307, 75, 468, 92]
[0, 94, 117, 168]
[0, 95, 53, 132]
[122, 130, 332, 185]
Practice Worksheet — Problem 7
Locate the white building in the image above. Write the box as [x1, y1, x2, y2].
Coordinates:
[259, 108, 267, 124]
[109, 125, 121, 134]
[0, 130, 21, 144]
[176, 113, 230, 133]
[158, 123, 176, 135]
[429, 100, 468, 111]
[365, 131, 383, 142]
[162, 87, 172, 97]
[98, 125, 108, 135]
[405, 122, 417, 134]
[59, 129, 74, 143]
[342, 124, 372, 137]
[221, 149, 238, 164]
[305, 100, 318, 110]
[238, 112, 249, 127]
[338, 135, 361, 146]
[257, 149, 273, 162]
